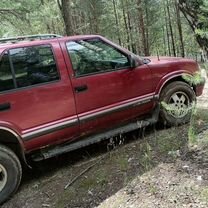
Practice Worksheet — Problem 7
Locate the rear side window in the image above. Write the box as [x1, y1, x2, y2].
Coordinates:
[0, 45, 59, 92]
[0, 52, 15, 92]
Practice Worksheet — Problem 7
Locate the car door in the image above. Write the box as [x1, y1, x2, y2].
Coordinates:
[0, 42, 79, 151]
[62, 37, 154, 135]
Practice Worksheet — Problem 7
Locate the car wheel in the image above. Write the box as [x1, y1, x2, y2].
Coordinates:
[0, 145, 22, 205]
[160, 81, 196, 126]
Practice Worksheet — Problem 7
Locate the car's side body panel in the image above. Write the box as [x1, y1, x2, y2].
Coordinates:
[60, 38, 154, 137]
[146, 57, 202, 96]
[0, 41, 79, 151]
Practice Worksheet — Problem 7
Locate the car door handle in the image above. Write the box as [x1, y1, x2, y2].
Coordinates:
[0, 102, 11, 111]
[74, 85, 88, 93]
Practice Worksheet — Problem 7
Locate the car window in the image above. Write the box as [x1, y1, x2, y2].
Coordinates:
[0, 45, 59, 92]
[66, 39, 130, 76]
[0, 52, 15, 92]
[10, 45, 59, 88]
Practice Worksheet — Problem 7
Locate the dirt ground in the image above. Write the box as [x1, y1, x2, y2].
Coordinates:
[3, 127, 168, 208]
[2, 107, 208, 208]
[99, 131, 208, 208]
[2, 78, 208, 208]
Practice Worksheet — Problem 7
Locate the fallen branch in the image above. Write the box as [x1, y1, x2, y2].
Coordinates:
[74, 154, 105, 168]
[64, 154, 108, 190]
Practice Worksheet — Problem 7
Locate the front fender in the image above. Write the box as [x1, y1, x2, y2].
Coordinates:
[155, 70, 193, 95]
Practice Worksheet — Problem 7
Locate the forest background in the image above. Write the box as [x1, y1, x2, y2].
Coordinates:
[0, 0, 208, 60]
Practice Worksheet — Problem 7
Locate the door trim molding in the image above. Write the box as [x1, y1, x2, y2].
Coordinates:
[79, 93, 155, 122]
[22, 117, 78, 141]
[22, 93, 157, 141]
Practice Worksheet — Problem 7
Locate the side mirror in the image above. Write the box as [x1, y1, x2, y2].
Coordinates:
[128, 54, 142, 68]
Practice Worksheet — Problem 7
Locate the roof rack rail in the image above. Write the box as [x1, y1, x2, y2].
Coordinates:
[0, 34, 63, 44]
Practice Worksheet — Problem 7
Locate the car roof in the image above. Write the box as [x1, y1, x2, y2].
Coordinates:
[0, 34, 103, 52]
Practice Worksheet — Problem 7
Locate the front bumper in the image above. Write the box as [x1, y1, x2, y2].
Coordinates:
[194, 77, 206, 97]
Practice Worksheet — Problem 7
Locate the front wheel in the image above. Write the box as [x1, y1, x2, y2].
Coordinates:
[160, 81, 196, 126]
[0, 145, 22, 205]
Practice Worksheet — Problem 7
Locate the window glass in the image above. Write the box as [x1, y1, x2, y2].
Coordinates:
[10, 45, 59, 88]
[66, 39, 129, 76]
[0, 52, 15, 92]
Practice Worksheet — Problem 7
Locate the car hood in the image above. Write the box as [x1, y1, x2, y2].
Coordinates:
[142, 56, 199, 75]
[144, 56, 196, 65]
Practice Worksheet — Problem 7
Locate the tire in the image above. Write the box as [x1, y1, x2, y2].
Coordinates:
[0, 145, 22, 205]
[160, 81, 196, 126]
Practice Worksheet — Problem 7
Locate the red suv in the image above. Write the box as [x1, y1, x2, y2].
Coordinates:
[0, 34, 205, 203]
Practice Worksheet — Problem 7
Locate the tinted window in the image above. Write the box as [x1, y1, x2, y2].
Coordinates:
[0, 52, 15, 92]
[66, 39, 130, 76]
[10, 45, 59, 88]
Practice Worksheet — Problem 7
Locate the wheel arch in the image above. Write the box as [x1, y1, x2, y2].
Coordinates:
[156, 73, 194, 97]
[0, 127, 29, 167]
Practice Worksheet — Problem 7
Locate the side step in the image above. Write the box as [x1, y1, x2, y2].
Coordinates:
[31, 107, 159, 161]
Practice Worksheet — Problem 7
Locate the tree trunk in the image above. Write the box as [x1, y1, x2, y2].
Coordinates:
[164, 4, 171, 56]
[121, 0, 131, 50]
[144, 2, 150, 55]
[127, 8, 136, 53]
[179, 0, 208, 57]
[167, 0, 176, 56]
[175, 0, 185, 57]
[112, 0, 121, 45]
[137, 0, 149, 56]
[162, 26, 167, 55]
[58, 0, 73, 35]
[89, 0, 99, 34]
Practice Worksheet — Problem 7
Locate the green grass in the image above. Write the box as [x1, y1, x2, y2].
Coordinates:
[188, 108, 208, 146]
[139, 142, 153, 171]
[156, 127, 187, 155]
[200, 187, 208, 203]
[55, 188, 77, 208]
[115, 156, 129, 172]
[200, 63, 208, 73]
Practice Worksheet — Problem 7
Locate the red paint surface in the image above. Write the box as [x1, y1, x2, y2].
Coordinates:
[0, 35, 205, 152]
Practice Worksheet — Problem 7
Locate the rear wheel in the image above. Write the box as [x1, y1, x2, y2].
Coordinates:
[0, 145, 22, 205]
[160, 81, 196, 126]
